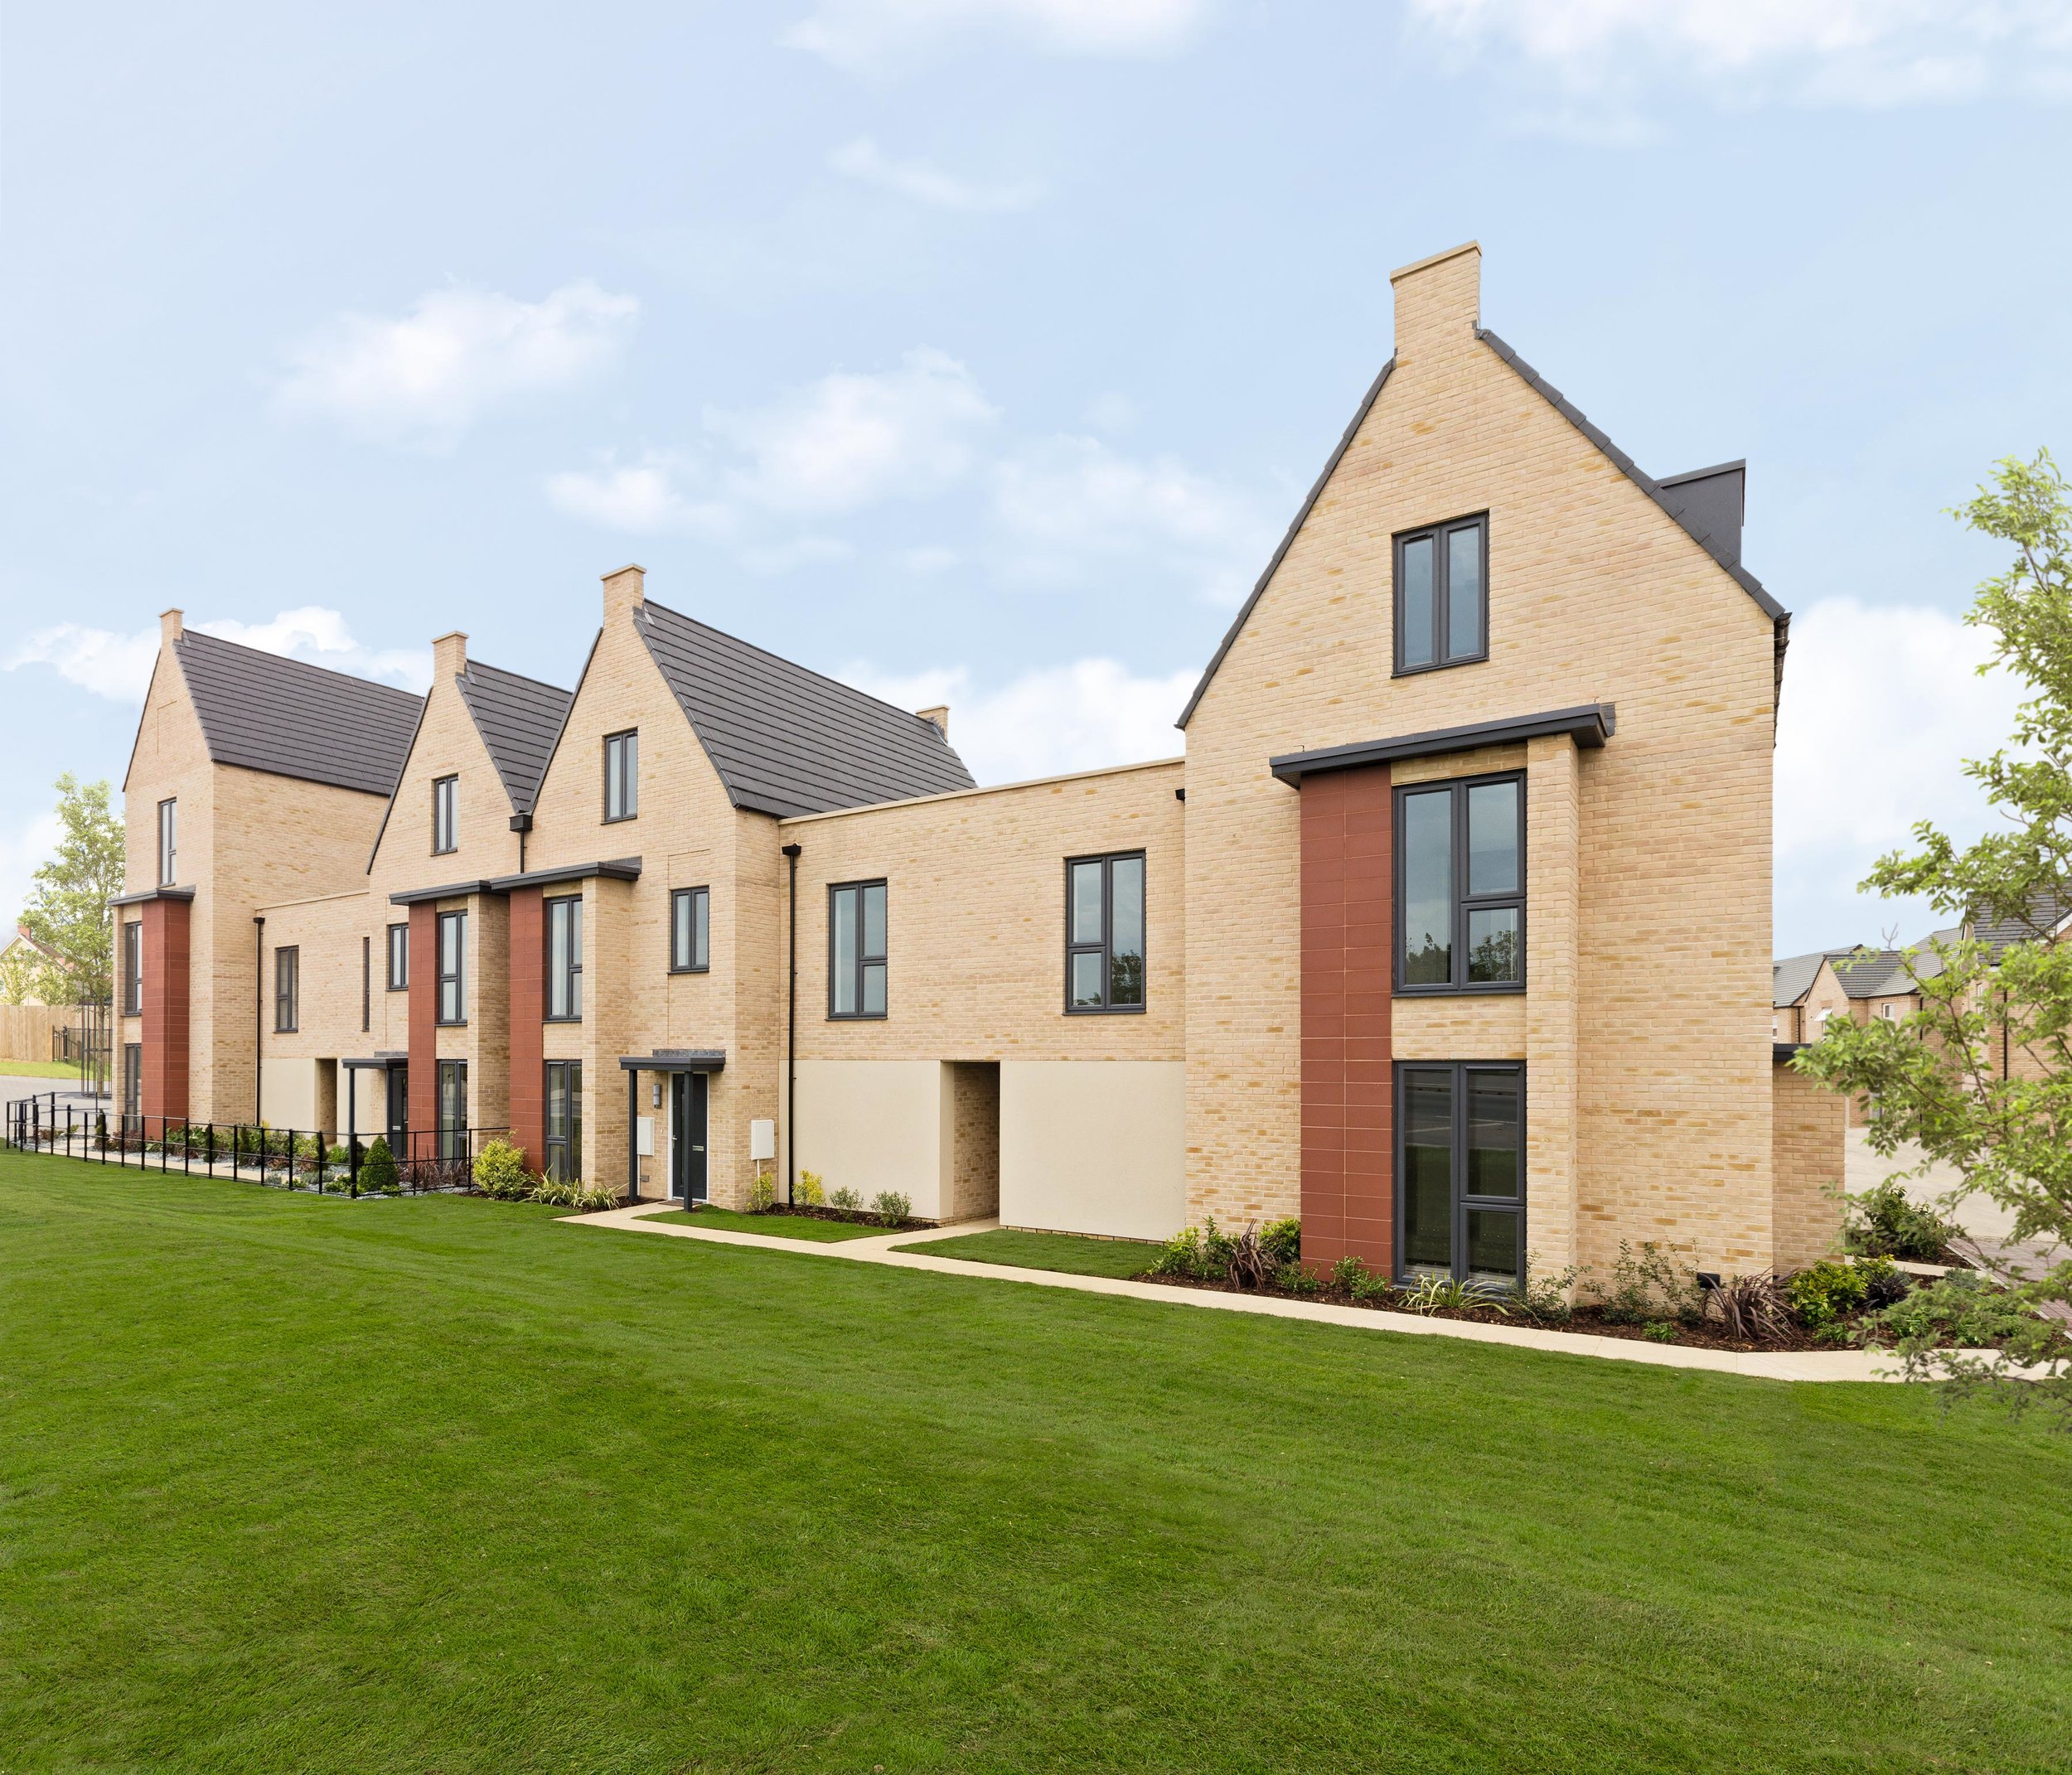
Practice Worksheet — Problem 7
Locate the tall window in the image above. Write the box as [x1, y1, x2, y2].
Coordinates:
[1066, 852, 1145, 1013]
[828, 880, 887, 1019]
[122, 1042, 143, 1131]
[274, 946, 299, 1033]
[546, 896, 583, 1021]
[437, 910, 466, 1025]
[603, 730, 639, 822]
[361, 935, 371, 1033]
[1399, 1063, 1523, 1289]
[1395, 514, 1488, 674]
[437, 1059, 468, 1161]
[157, 799, 177, 885]
[386, 922, 409, 991]
[1397, 773, 1524, 994]
[122, 921, 143, 1017]
[432, 776, 458, 855]
[545, 1060, 583, 1183]
[671, 886, 709, 973]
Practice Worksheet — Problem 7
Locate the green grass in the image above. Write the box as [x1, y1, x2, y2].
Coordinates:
[3, 1145, 2071, 1773]
[648, 1203, 888, 1241]
[0, 1058, 97, 1081]
[896, 1225, 1162, 1277]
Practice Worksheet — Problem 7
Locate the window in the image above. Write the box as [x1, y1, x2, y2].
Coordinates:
[1881, 1003, 1896, 1020]
[122, 921, 143, 1017]
[1397, 773, 1524, 994]
[1066, 852, 1146, 1013]
[671, 886, 709, 973]
[438, 910, 466, 1025]
[545, 896, 583, 1021]
[157, 799, 177, 885]
[432, 776, 458, 855]
[1398, 1063, 1524, 1288]
[437, 1059, 468, 1162]
[361, 936, 371, 1033]
[828, 880, 887, 1018]
[274, 946, 299, 1033]
[122, 1042, 142, 1130]
[545, 1060, 583, 1183]
[1395, 514, 1487, 674]
[386, 922, 409, 991]
[603, 730, 639, 822]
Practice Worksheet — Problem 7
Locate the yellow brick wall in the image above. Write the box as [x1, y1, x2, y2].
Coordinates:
[1772, 1061, 1845, 1270]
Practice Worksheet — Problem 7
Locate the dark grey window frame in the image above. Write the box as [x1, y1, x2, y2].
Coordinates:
[274, 946, 299, 1033]
[1392, 511, 1489, 676]
[1394, 1060, 1527, 1289]
[545, 894, 583, 1023]
[603, 729, 639, 824]
[437, 909, 466, 1027]
[827, 879, 888, 1021]
[361, 935, 371, 1033]
[157, 798, 177, 885]
[545, 1059, 582, 1183]
[122, 1042, 142, 1126]
[670, 886, 710, 974]
[1064, 850, 1147, 1015]
[1393, 770, 1527, 996]
[122, 921, 143, 1017]
[386, 922, 409, 991]
[432, 774, 458, 855]
[437, 1058, 469, 1161]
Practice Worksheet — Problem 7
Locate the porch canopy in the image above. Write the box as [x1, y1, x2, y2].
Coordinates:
[618, 1052, 726, 1200]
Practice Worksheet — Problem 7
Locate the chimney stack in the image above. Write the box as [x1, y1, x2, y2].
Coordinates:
[433, 631, 468, 681]
[1390, 239, 1481, 362]
[603, 563, 646, 623]
[160, 608, 184, 645]
[917, 704, 950, 739]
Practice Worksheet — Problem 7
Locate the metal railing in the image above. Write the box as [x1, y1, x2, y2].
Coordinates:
[3, 1096, 510, 1197]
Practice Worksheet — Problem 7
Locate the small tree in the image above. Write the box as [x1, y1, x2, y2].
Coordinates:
[359, 1135, 399, 1193]
[17, 775, 125, 1007]
[1797, 451, 2072, 1416]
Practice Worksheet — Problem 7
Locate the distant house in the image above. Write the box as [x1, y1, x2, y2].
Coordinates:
[0, 921, 61, 1006]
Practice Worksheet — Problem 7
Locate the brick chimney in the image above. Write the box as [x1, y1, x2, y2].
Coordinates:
[917, 705, 950, 739]
[161, 608, 183, 645]
[603, 563, 646, 623]
[1391, 240, 1481, 362]
[433, 631, 467, 681]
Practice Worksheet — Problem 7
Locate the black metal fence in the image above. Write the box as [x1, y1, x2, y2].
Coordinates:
[3, 1095, 510, 1197]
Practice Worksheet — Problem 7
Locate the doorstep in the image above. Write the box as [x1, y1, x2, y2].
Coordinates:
[562, 1204, 1906, 1384]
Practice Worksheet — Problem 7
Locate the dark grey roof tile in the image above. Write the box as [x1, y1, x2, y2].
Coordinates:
[456, 660, 574, 815]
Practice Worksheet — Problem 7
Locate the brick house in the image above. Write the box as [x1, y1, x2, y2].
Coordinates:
[114, 242, 1844, 1281]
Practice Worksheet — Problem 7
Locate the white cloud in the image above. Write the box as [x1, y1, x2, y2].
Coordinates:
[0, 807, 64, 929]
[195, 607, 432, 692]
[1409, 0, 2072, 118]
[829, 137, 1044, 212]
[739, 536, 858, 575]
[843, 657, 1193, 782]
[276, 279, 638, 447]
[786, 0, 1208, 73]
[544, 453, 733, 536]
[4, 623, 161, 703]
[898, 544, 962, 573]
[707, 347, 997, 515]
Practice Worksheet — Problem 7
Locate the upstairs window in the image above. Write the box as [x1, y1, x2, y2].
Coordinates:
[671, 887, 709, 974]
[1395, 514, 1487, 675]
[274, 946, 299, 1033]
[1067, 852, 1145, 1013]
[157, 799, 177, 885]
[438, 910, 467, 1025]
[1397, 772, 1524, 994]
[829, 881, 887, 1018]
[122, 921, 143, 1017]
[386, 922, 409, 991]
[604, 730, 639, 822]
[546, 896, 583, 1021]
[432, 776, 458, 855]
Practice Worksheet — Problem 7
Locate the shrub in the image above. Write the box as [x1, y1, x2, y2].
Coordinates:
[531, 1175, 579, 1208]
[1148, 1226, 1206, 1279]
[474, 1139, 530, 1200]
[570, 1181, 618, 1212]
[1789, 1260, 1870, 1331]
[794, 1170, 826, 1207]
[1276, 1263, 1320, 1298]
[1642, 1320, 1678, 1343]
[829, 1186, 863, 1213]
[358, 1136, 399, 1193]
[871, 1190, 912, 1226]
[1864, 1270, 2036, 1351]
[1704, 1272, 1794, 1342]
[747, 1172, 777, 1213]
[1846, 1178, 1961, 1263]
[1331, 1255, 1370, 1295]
[1261, 1218, 1303, 1267]
[1398, 1273, 1508, 1317]
[1600, 1241, 1702, 1325]
[1520, 1255, 1582, 1324]
[1225, 1224, 1275, 1290]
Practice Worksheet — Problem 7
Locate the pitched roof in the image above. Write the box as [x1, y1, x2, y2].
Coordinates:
[635, 598, 975, 819]
[1971, 895, 2072, 958]
[173, 630, 423, 797]
[1772, 951, 1829, 1008]
[455, 660, 574, 816]
[1829, 948, 1915, 999]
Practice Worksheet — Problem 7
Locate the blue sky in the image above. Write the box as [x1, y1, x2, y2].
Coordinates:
[5, 0, 2070, 957]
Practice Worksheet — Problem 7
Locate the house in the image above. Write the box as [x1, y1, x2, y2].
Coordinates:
[111, 243, 1845, 1282]
[1, 922, 61, 1005]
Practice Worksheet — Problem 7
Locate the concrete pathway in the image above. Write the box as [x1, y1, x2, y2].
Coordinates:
[564, 1203, 1910, 1385]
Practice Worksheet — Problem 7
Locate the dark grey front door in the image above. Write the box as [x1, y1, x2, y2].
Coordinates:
[670, 1071, 709, 1203]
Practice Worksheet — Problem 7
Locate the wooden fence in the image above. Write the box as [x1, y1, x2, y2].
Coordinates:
[0, 1004, 65, 1063]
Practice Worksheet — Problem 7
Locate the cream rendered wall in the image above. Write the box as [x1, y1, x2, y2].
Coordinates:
[1180, 242, 1779, 1274]
[792, 1058, 948, 1216]
[1000, 1060, 1186, 1240]
[259, 1057, 321, 1130]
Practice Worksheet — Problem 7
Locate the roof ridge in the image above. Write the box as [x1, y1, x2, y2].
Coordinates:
[177, 627, 424, 707]
[461, 656, 574, 697]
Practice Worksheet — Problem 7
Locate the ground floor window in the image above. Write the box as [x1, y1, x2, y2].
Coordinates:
[1397, 1062, 1524, 1289]
[437, 1059, 468, 1161]
[545, 1061, 582, 1183]
[121, 1042, 142, 1134]
[385, 1064, 409, 1150]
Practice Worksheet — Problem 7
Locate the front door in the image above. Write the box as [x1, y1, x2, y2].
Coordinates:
[670, 1071, 709, 1203]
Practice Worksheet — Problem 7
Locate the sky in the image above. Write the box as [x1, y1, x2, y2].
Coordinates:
[4, 0, 2070, 958]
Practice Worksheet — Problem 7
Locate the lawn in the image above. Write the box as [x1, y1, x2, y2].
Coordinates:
[0, 1058, 97, 1081]
[3, 1146, 2070, 1773]
[649, 1204, 888, 1241]
[896, 1226, 1162, 1277]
